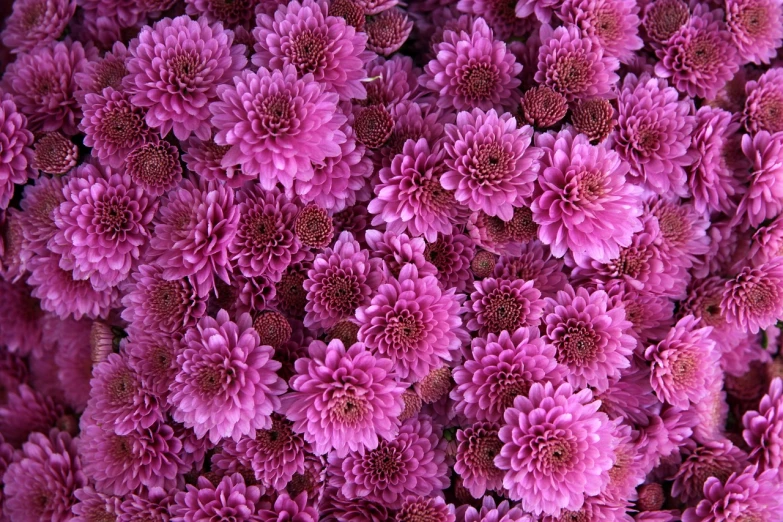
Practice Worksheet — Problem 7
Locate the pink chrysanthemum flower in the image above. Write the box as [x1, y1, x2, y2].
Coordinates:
[378, 100, 453, 170]
[3, 430, 86, 522]
[0, 95, 34, 211]
[744, 68, 783, 135]
[149, 178, 238, 297]
[642, 0, 690, 44]
[601, 280, 673, 346]
[125, 15, 246, 140]
[253, 0, 372, 101]
[328, 415, 448, 509]
[0, 384, 65, 446]
[118, 487, 174, 522]
[396, 496, 455, 522]
[17, 169, 65, 261]
[369, 138, 459, 242]
[185, 141, 251, 192]
[73, 41, 128, 105]
[672, 440, 748, 505]
[722, 258, 783, 333]
[454, 422, 505, 498]
[79, 88, 153, 170]
[50, 164, 156, 290]
[614, 73, 695, 196]
[492, 242, 569, 298]
[1, 0, 75, 53]
[646, 198, 710, 269]
[421, 17, 522, 111]
[32, 131, 78, 176]
[457, 0, 530, 39]
[2, 39, 95, 135]
[172, 474, 263, 522]
[258, 492, 317, 522]
[125, 332, 180, 403]
[682, 465, 783, 522]
[303, 231, 383, 330]
[742, 377, 783, 473]
[364, 230, 438, 280]
[124, 137, 183, 197]
[356, 264, 463, 381]
[211, 65, 346, 190]
[442, 109, 540, 220]
[687, 106, 745, 215]
[465, 277, 544, 336]
[535, 24, 620, 101]
[452, 327, 565, 422]
[558, 0, 643, 63]
[365, 8, 414, 56]
[543, 285, 635, 391]
[466, 207, 538, 257]
[230, 185, 304, 281]
[362, 55, 420, 107]
[654, 5, 739, 100]
[281, 338, 404, 456]
[737, 130, 783, 228]
[516, 0, 565, 22]
[0, 279, 45, 357]
[169, 310, 286, 444]
[72, 487, 122, 522]
[496, 382, 616, 516]
[531, 128, 643, 263]
[645, 315, 719, 409]
[726, 0, 783, 64]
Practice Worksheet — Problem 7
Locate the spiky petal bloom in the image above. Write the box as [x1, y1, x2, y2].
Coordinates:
[543, 286, 634, 392]
[722, 258, 783, 333]
[744, 68, 783, 134]
[211, 65, 346, 190]
[50, 165, 156, 290]
[328, 415, 448, 509]
[645, 315, 720, 409]
[742, 377, 783, 473]
[149, 178, 238, 297]
[356, 264, 463, 381]
[2, 39, 95, 135]
[2, 430, 86, 522]
[535, 24, 620, 101]
[125, 15, 247, 140]
[170, 310, 286, 444]
[171, 474, 263, 522]
[280, 339, 404, 457]
[465, 277, 544, 337]
[726, 0, 783, 64]
[0, 95, 34, 210]
[303, 231, 383, 330]
[614, 73, 695, 196]
[253, 0, 372, 101]
[421, 18, 522, 111]
[558, 0, 643, 63]
[737, 130, 783, 227]
[452, 327, 565, 422]
[654, 6, 739, 100]
[1, 0, 75, 53]
[369, 138, 459, 242]
[442, 109, 541, 220]
[496, 382, 616, 516]
[531, 128, 643, 263]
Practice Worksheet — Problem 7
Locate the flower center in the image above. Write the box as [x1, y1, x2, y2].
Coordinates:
[634, 126, 661, 153]
[552, 54, 592, 94]
[96, 199, 129, 234]
[128, 142, 178, 188]
[243, 211, 278, 248]
[150, 280, 188, 315]
[109, 434, 133, 460]
[367, 444, 402, 479]
[473, 142, 514, 184]
[168, 51, 203, 91]
[257, 93, 294, 136]
[685, 35, 719, 70]
[594, 8, 621, 41]
[735, 5, 768, 35]
[355, 105, 394, 149]
[535, 434, 575, 471]
[331, 394, 369, 424]
[149, 345, 174, 375]
[101, 105, 146, 144]
[95, 58, 128, 92]
[385, 310, 424, 349]
[657, 207, 688, 246]
[671, 352, 697, 385]
[556, 320, 601, 367]
[758, 93, 783, 132]
[108, 370, 136, 403]
[322, 273, 362, 315]
[484, 288, 525, 334]
[276, 267, 308, 317]
[253, 311, 292, 348]
[745, 283, 776, 313]
[458, 63, 499, 100]
[643, 0, 689, 42]
[576, 170, 605, 203]
[288, 30, 328, 75]
[21, 1, 45, 29]
[257, 416, 293, 453]
[610, 246, 649, 279]
[420, 177, 454, 211]
[467, 429, 503, 472]
[497, 373, 529, 409]
[196, 365, 231, 395]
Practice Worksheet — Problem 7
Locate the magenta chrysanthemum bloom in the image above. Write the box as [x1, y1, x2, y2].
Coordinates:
[73, 41, 128, 104]
[2, 430, 86, 522]
[79, 88, 153, 170]
[368, 138, 459, 242]
[72, 487, 122, 522]
[543, 285, 635, 391]
[302, 231, 383, 330]
[531, 129, 643, 263]
[457, 0, 530, 39]
[365, 7, 414, 56]
[362, 55, 420, 107]
[535, 24, 620, 101]
[671, 440, 748, 505]
[124, 137, 183, 197]
[328, 414, 448, 509]
[211, 65, 346, 190]
[722, 258, 783, 333]
[454, 421, 504, 498]
[32, 131, 78, 176]
[17, 170, 65, 261]
[646, 198, 710, 269]
[0, 279, 45, 357]
[396, 496, 455, 522]
[465, 277, 544, 336]
[687, 106, 744, 215]
[253, 0, 373, 100]
[496, 382, 616, 516]
[125, 15, 247, 140]
[744, 68, 783, 135]
[356, 263, 463, 380]
[149, 178, 238, 297]
[125, 331, 180, 402]
[183, 137, 252, 189]
[118, 487, 174, 522]
[737, 130, 783, 227]
[645, 315, 719, 409]
[641, 0, 690, 43]
[280, 338, 404, 457]
[1, 0, 75, 53]
[653, 5, 739, 100]
[230, 185, 304, 281]
[421, 17, 522, 111]
[80, 420, 186, 496]
[742, 377, 783, 473]
[365, 229, 438, 280]
[682, 465, 783, 522]
[726, 0, 783, 64]
[169, 310, 286, 444]
[452, 327, 565, 423]
[172, 474, 263, 522]
[50, 165, 156, 290]
[258, 492, 318, 522]
[442, 109, 540, 220]
[492, 243, 569, 298]
[0, 384, 64, 446]
[2, 39, 95, 135]
[0, 94, 34, 211]
[558, 0, 643, 63]
[615, 73, 695, 196]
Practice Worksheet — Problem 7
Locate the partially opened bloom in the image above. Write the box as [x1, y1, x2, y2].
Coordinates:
[496, 382, 616, 516]
[742, 377, 783, 473]
[280, 339, 404, 457]
[744, 68, 783, 134]
[642, 0, 690, 44]
[726, 0, 783, 64]
[125, 15, 247, 140]
[454, 422, 504, 498]
[169, 310, 286, 444]
[570, 98, 616, 143]
[1, 0, 75, 53]
[171, 474, 263, 522]
[124, 138, 183, 196]
[32, 131, 78, 176]
[722, 258, 783, 333]
[519, 86, 568, 129]
[365, 8, 414, 55]
[465, 277, 544, 336]
[737, 130, 783, 227]
[0, 95, 34, 210]
[558, 0, 643, 63]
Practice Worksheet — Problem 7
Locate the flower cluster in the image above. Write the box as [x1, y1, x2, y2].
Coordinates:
[1, 0, 783, 521]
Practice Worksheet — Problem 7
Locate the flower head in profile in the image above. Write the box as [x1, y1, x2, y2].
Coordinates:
[722, 258, 783, 333]
[0, 94, 34, 210]
[742, 377, 783, 474]
[171, 474, 263, 522]
[125, 15, 247, 140]
[744, 68, 783, 135]
[465, 277, 544, 337]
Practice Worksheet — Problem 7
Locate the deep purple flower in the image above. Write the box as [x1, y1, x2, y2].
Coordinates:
[722, 257, 783, 333]
[0, 94, 34, 210]
[742, 377, 783, 474]
[465, 277, 544, 336]
[454, 421, 505, 498]
[726, 0, 783, 64]
[293, 204, 334, 249]
[744, 68, 783, 134]
[558, 0, 643, 63]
